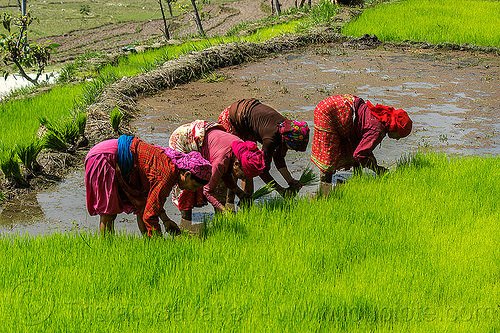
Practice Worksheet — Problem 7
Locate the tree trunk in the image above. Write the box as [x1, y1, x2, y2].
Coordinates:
[272, 0, 281, 16]
[299, 0, 306, 7]
[190, 0, 205, 36]
[158, 0, 171, 40]
[167, 0, 173, 17]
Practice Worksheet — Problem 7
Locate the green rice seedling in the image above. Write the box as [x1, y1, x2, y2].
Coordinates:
[73, 111, 87, 137]
[202, 72, 227, 83]
[14, 141, 43, 174]
[41, 131, 69, 152]
[78, 73, 118, 107]
[40, 112, 87, 152]
[396, 151, 432, 170]
[0, 150, 27, 187]
[342, 0, 500, 47]
[308, 0, 338, 25]
[57, 62, 78, 84]
[0, 154, 497, 331]
[252, 181, 277, 200]
[110, 107, 123, 133]
[299, 165, 319, 186]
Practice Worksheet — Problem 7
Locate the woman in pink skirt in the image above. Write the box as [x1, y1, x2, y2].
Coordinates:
[85, 135, 212, 236]
[311, 94, 413, 194]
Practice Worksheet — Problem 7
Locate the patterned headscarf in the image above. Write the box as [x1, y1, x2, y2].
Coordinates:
[231, 141, 265, 178]
[278, 120, 310, 152]
[162, 147, 212, 182]
[366, 101, 412, 138]
[169, 120, 223, 153]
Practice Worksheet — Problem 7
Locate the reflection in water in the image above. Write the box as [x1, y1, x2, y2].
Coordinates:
[0, 193, 44, 225]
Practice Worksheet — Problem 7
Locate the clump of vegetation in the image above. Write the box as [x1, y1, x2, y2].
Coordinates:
[299, 166, 319, 186]
[252, 181, 276, 200]
[40, 111, 87, 153]
[0, 150, 27, 187]
[202, 71, 227, 83]
[110, 107, 123, 134]
[14, 141, 42, 175]
[78, 73, 117, 107]
[396, 152, 432, 170]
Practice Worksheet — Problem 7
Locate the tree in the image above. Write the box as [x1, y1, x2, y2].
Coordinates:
[190, 0, 204, 36]
[0, 12, 53, 85]
[167, 0, 174, 17]
[333, 0, 364, 5]
[296, 0, 311, 8]
[158, 0, 171, 40]
[271, 0, 282, 15]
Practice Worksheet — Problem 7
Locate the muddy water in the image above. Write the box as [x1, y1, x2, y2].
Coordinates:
[1, 45, 498, 235]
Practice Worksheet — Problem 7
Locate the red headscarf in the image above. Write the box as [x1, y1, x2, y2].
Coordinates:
[231, 141, 265, 178]
[366, 101, 412, 138]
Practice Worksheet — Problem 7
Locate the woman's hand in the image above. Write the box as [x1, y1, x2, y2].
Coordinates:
[159, 212, 181, 236]
[288, 178, 303, 191]
[375, 165, 388, 175]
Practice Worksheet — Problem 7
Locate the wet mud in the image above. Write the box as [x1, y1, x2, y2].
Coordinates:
[1, 44, 498, 235]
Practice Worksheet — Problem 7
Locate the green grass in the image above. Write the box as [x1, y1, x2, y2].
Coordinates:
[0, 84, 85, 156]
[0, 154, 498, 331]
[342, 0, 500, 47]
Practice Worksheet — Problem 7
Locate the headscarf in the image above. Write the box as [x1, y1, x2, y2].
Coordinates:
[162, 147, 212, 182]
[231, 141, 265, 178]
[117, 135, 134, 177]
[278, 120, 310, 152]
[366, 101, 413, 138]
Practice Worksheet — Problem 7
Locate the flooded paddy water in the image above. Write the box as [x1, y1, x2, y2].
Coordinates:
[1, 44, 498, 235]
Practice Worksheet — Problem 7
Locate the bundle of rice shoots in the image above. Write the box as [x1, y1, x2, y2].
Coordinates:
[252, 181, 276, 200]
[299, 166, 319, 186]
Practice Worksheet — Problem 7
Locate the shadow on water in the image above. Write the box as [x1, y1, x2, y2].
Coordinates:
[2, 46, 498, 235]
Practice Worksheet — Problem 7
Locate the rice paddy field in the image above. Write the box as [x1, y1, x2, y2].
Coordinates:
[1, 1, 499, 330]
[0, 154, 498, 331]
[342, 0, 500, 47]
[0, 0, 238, 38]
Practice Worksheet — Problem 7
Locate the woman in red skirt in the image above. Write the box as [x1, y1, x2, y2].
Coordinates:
[311, 94, 412, 194]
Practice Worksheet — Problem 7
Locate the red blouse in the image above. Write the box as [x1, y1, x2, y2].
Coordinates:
[130, 138, 179, 236]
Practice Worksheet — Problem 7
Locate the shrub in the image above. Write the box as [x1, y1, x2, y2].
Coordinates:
[0, 150, 27, 187]
[14, 141, 43, 174]
[110, 107, 123, 134]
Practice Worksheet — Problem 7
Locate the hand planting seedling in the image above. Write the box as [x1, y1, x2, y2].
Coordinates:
[299, 166, 319, 186]
[251, 181, 277, 201]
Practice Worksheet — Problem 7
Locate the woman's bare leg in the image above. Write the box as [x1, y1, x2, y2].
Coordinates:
[319, 171, 333, 196]
[99, 214, 117, 235]
[136, 214, 147, 235]
[226, 188, 236, 211]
